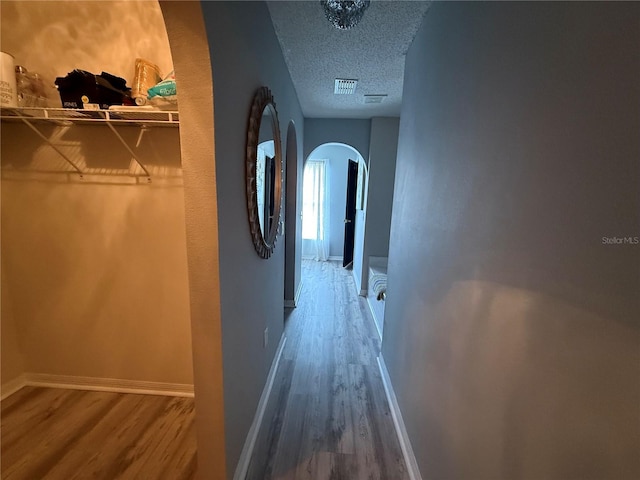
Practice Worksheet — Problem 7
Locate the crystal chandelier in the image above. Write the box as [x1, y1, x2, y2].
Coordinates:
[320, 0, 371, 30]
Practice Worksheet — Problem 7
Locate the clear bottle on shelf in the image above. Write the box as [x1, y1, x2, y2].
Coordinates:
[15, 66, 51, 107]
[31, 73, 48, 107]
[15, 65, 34, 107]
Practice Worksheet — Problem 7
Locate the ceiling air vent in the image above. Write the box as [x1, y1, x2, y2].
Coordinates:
[364, 94, 387, 104]
[334, 78, 358, 95]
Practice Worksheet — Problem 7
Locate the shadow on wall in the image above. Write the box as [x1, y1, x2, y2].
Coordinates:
[392, 220, 639, 329]
[1, 123, 183, 181]
[394, 276, 640, 479]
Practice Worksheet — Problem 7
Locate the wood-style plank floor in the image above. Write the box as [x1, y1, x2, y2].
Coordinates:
[1, 387, 196, 480]
[246, 260, 408, 480]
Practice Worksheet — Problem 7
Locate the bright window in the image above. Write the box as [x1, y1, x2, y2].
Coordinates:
[302, 160, 327, 240]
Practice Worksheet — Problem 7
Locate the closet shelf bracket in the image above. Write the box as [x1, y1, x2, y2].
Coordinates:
[1, 107, 180, 181]
[20, 117, 84, 177]
[105, 121, 151, 182]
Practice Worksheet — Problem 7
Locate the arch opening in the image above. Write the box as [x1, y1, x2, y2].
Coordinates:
[302, 142, 368, 280]
[284, 120, 300, 309]
[160, 2, 226, 478]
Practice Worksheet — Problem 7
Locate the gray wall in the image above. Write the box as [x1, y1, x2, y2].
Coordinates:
[355, 117, 399, 292]
[201, 1, 304, 476]
[384, 2, 640, 479]
[303, 118, 371, 167]
[365, 117, 398, 257]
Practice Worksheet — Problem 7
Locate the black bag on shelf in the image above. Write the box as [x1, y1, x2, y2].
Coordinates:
[55, 69, 133, 109]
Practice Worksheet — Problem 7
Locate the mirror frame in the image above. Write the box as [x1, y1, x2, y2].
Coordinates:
[246, 86, 283, 259]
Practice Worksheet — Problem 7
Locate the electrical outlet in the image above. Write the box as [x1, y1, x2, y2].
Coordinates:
[263, 327, 269, 348]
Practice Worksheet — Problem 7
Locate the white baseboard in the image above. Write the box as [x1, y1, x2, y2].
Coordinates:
[1, 375, 27, 400]
[284, 279, 304, 308]
[294, 279, 303, 305]
[351, 268, 363, 296]
[22, 373, 194, 397]
[377, 356, 422, 480]
[367, 297, 383, 341]
[233, 334, 287, 480]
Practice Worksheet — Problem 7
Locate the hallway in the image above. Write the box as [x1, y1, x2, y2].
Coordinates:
[246, 260, 407, 479]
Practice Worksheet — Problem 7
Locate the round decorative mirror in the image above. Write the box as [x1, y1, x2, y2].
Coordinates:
[246, 87, 283, 259]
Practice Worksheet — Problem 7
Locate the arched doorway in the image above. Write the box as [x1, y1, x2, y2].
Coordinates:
[284, 121, 299, 309]
[161, 3, 226, 479]
[302, 142, 368, 288]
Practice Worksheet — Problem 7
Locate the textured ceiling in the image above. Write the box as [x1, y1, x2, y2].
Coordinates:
[267, 1, 431, 119]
